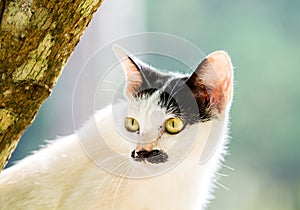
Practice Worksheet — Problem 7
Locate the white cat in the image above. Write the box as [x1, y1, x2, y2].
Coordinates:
[0, 45, 233, 210]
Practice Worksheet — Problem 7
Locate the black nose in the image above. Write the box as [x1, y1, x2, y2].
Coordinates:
[131, 149, 168, 164]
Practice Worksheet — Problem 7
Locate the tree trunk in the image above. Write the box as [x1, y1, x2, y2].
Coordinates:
[0, 0, 103, 170]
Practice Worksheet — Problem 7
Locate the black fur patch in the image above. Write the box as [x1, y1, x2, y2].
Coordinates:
[130, 59, 215, 124]
[131, 149, 168, 164]
[159, 77, 215, 124]
[132, 76, 214, 124]
[133, 58, 170, 91]
[133, 88, 157, 98]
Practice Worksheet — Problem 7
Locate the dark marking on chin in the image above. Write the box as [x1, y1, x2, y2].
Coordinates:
[131, 149, 168, 164]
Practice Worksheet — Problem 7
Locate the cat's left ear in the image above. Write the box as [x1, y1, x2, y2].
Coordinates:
[113, 44, 143, 97]
[113, 45, 165, 98]
[186, 51, 233, 114]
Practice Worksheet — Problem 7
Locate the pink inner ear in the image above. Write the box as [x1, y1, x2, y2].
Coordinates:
[126, 71, 142, 96]
[113, 45, 143, 97]
[205, 51, 233, 112]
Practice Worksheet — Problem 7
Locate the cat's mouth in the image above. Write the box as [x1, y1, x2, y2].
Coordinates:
[131, 149, 168, 164]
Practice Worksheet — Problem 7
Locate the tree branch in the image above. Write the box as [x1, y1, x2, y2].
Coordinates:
[0, 0, 104, 170]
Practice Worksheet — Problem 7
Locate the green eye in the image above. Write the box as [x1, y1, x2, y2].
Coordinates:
[124, 117, 140, 132]
[165, 117, 185, 134]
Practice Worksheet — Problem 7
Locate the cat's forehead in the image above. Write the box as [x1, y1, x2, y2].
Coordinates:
[129, 75, 213, 125]
[127, 77, 185, 119]
[128, 90, 167, 116]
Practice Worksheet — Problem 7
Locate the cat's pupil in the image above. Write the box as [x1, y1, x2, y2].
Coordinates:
[131, 119, 134, 126]
[172, 121, 175, 128]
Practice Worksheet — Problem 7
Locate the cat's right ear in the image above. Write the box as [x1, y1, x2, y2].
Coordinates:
[113, 44, 143, 98]
[186, 51, 233, 114]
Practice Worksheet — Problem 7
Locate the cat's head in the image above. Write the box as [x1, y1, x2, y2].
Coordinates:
[113, 45, 233, 166]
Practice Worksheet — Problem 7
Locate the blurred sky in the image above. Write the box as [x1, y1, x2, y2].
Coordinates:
[7, 0, 300, 209]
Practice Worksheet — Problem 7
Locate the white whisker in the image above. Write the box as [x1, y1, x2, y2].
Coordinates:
[112, 163, 132, 209]
[99, 153, 128, 165]
[217, 172, 229, 177]
[220, 163, 235, 171]
[216, 181, 230, 191]
[101, 159, 129, 209]
[96, 158, 128, 193]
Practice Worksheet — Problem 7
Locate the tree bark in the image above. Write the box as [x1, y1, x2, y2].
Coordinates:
[0, 0, 103, 170]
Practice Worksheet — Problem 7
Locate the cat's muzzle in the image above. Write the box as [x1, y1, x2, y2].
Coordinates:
[131, 149, 168, 164]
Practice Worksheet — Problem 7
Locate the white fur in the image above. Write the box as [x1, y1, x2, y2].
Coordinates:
[0, 98, 230, 210]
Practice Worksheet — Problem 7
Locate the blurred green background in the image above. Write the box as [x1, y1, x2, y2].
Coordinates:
[7, 0, 300, 209]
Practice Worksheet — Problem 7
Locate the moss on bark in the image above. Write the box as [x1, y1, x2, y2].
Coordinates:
[0, 0, 104, 170]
